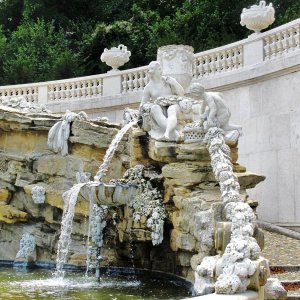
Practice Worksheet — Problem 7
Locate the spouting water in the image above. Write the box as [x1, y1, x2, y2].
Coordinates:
[54, 120, 137, 279]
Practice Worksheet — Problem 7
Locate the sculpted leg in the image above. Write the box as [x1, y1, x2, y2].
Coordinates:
[150, 104, 167, 129]
[164, 105, 179, 140]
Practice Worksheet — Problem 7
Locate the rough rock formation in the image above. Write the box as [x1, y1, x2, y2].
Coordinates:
[0, 106, 265, 283]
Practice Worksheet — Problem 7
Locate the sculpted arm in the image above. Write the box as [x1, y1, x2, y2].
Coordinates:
[165, 76, 184, 96]
[205, 94, 218, 126]
[140, 86, 151, 109]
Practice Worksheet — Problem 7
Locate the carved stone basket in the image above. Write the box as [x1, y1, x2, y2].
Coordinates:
[183, 122, 206, 143]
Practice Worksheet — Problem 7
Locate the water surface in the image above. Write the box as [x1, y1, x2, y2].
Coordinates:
[0, 268, 190, 300]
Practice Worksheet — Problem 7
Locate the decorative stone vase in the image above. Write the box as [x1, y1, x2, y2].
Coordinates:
[157, 45, 194, 90]
[100, 44, 131, 72]
[240, 1, 275, 35]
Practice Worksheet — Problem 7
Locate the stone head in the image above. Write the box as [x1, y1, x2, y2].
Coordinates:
[148, 61, 162, 81]
[186, 83, 205, 100]
[179, 99, 193, 114]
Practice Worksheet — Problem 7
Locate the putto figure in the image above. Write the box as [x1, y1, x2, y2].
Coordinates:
[187, 83, 242, 143]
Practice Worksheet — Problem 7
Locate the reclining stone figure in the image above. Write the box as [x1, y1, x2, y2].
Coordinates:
[139, 61, 184, 140]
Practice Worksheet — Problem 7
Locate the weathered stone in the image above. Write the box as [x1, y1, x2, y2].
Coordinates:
[0, 189, 10, 204]
[162, 162, 215, 186]
[264, 278, 287, 300]
[177, 251, 193, 266]
[177, 143, 211, 161]
[0, 205, 28, 223]
[190, 252, 207, 271]
[0, 131, 48, 154]
[170, 229, 196, 252]
[33, 155, 84, 180]
[237, 172, 266, 189]
[131, 229, 152, 241]
[70, 119, 121, 149]
[148, 139, 178, 163]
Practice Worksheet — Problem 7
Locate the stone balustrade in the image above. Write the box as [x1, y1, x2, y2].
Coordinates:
[121, 66, 148, 93]
[263, 19, 300, 60]
[194, 44, 243, 78]
[0, 18, 299, 109]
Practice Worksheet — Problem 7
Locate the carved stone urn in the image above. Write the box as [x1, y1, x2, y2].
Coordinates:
[101, 44, 131, 72]
[240, 1, 275, 35]
[157, 45, 194, 90]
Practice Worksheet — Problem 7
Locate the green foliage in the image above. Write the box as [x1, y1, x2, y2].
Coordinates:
[1, 20, 82, 84]
[0, 0, 299, 84]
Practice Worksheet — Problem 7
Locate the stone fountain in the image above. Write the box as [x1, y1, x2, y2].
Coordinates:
[0, 44, 287, 299]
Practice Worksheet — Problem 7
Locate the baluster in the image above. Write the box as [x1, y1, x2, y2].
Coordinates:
[275, 32, 283, 56]
[296, 24, 300, 48]
[127, 73, 133, 92]
[196, 57, 204, 77]
[48, 85, 54, 101]
[287, 27, 296, 50]
[33, 87, 38, 103]
[132, 72, 139, 91]
[74, 82, 80, 99]
[137, 71, 144, 89]
[90, 79, 96, 96]
[215, 52, 221, 72]
[237, 46, 243, 67]
[54, 84, 59, 101]
[269, 35, 277, 58]
[202, 55, 209, 76]
[99, 79, 103, 96]
[87, 80, 93, 98]
[208, 54, 215, 74]
[219, 50, 225, 72]
[61, 84, 66, 100]
[264, 36, 271, 60]
[122, 74, 128, 94]
[143, 72, 149, 85]
[281, 29, 289, 53]
[64, 83, 70, 100]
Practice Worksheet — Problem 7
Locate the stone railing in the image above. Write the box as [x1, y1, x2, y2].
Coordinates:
[263, 20, 300, 60]
[0, 18, 299, 108]
[121, 66, 148, 93]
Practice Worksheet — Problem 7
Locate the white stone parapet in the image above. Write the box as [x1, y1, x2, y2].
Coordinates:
[0, 18, 298, 112]
[194, 43, 243, 78]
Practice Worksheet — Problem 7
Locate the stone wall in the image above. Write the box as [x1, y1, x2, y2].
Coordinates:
[220, 66, 300, 226]
[0, 107, 129, 265]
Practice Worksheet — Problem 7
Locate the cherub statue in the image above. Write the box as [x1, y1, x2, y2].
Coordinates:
[186, 83, 242, 143]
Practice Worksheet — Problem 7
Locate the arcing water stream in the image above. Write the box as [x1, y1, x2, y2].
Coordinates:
[54, 120, 137, 279]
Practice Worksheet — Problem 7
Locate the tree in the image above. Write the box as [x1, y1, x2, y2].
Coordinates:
[2, 20, 82, 84]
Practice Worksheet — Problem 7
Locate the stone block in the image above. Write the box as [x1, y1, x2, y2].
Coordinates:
[33, 155, 83, 179]
[148, 139, 178, 163]
[131, 229, 152, 241]
[0, 189, 10, 204]
[162, 162, 215, 186]
[170, 229, 196, 252]
[0, 205, 28, 224]
[177, 251, 193, 266]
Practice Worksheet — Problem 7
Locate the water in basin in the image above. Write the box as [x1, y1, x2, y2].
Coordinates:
[0, 267, 191, 300]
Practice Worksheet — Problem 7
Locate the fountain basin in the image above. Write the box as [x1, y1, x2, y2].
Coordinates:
[0, 266, 192, 300]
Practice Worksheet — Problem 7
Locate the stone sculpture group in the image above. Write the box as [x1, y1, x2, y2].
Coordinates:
[139, 61, 242, 144]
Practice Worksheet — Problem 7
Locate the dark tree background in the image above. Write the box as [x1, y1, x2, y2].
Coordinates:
[0, 0, 299, 84]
